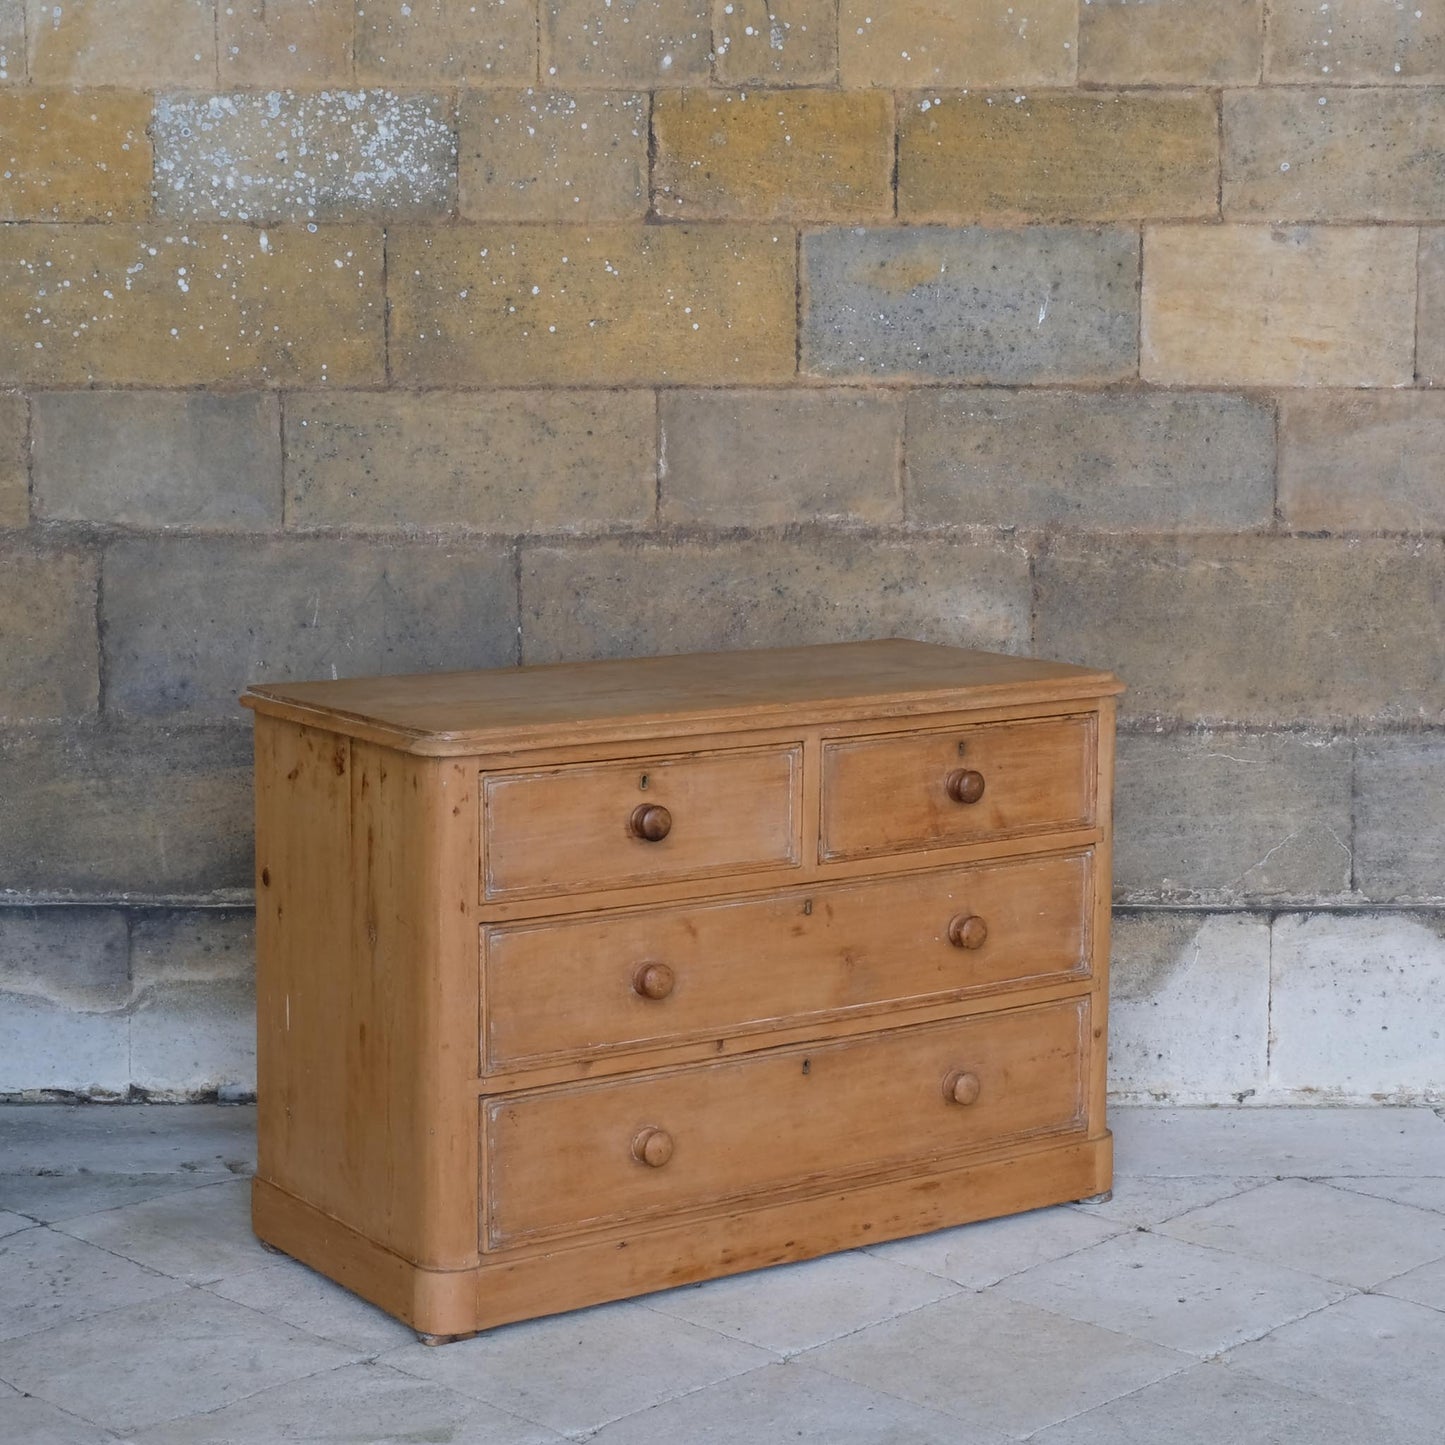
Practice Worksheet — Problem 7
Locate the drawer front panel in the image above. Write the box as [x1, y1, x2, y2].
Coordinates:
[482, 745, 801, 901]
[821, 716, 1095, 862]
[483, 850, 1092, 1070]
[483, 998, 1088, 1247]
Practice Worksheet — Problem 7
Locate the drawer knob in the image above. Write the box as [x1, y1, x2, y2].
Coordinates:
[945, 769, 986, 805]
[632, 1127, 674, 1168]
[947, 914, 989, 950]
[633, 962, 676, 1001]
[629, 803, 673, 842]
[944, 1071, 982, 1107]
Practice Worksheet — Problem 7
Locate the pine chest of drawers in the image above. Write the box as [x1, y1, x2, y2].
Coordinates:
[241, 639, 1123, 1340]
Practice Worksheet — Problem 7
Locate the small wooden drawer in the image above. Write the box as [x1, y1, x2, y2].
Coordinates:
[482, 745, 802, 901]
[821, 716, 1096, 862]
[482, 998, 1088, 1247]
[482, 850, 1092, 1071]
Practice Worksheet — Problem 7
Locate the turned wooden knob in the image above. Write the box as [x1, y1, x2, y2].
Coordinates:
[947, 914, 989, 950]
[945, 769, 986, 805]
[944, 1071, 982, 1107]
[633, 962, 676, 1001]
[632, 1127, 674, 1167]
[629, 803, 673, 842]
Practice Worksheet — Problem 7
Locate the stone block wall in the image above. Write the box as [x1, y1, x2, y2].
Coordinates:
[0, 0, 1441, 1102]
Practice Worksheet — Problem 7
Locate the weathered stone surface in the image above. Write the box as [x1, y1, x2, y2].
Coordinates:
[219, 0, 353, 84]
[1080, 0, 1262, 85]
[1225, 88, 1445, 222]
[0, 545, 97, 722]
[0, 225, 384, 387]
[0, 990, 128, 1095]
[1114, 731, 1354, 903]
[0, 91, 151, 221]
[0, 393, 23, 528]
[390, 224, 795, 385]
[654, 89, 892, 222]
[25, 0, 215, 84]
[544, 0, 713, 85]
[1142, 225, 1416, 387]
[0, 908, 128, 1011]
[1412, 228, 1445, 385]
[659, 389, 902, 526]
[838, 0, 1077, 87]
[286, 390, 655, 532]
[0, 724, 254, 896]
[1267, 0, 1445, 82]
[0, 1, 21, 82]
[152, 91, 456, 223]
[1356, 737, 1445, 902]
[713, 0, 836, 84]
[103, 537, 517, 719]
[459, 89, 647, 221]
[899, 91, 1218, 224]
[520, 536, 1031, 663]
[1036, 537, 1445, 725]
[1271, 913, 1445, 1100]
[1279, 391, 1445, 532]
[906, 389, 1274, 533]
[33, 392, 281, 530]
[1110, 913, 1270, 1103]
[357, 0, 537, 81]
[802, 226, 1138, 382]
[130, 912, 255, 1097]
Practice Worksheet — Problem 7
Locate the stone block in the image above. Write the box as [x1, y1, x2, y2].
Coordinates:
[1271, 913, 1445, 1100]
[1279, 391, 1445, 532]
[219, 0, 353, 84]
[1412, 228, 1445, 385]
[390, 223, 795, 385]
[1110, 912, 1271, 1103]
[25, 0, 215, 85]
[1142, 225, 1415, 386]
[0, 224, 385, 387]
[899, 91, 1218, 224]
[906, 389, 1274, 532]
[802, 226, 1139, 382]
[0, 907, 128, 1011]
[102, 537, 518, 720]
[285, 390, 655, 532]
[1356, 737, 1445, 902]
[33, 392, 281, 530]
[1266, 0, 1445, 82]
[130, 911, 255, 1098]
[1225, 88, 1445, 222]
[1079, 0, 1262, 85]
[544, 0, 713, 85]
[654, 89, 892, 222]
[0, 393, 23, 528]
[459, 89, 647, 220]
[356, 0, 538, 82]
[0, 90, 151, 221]
[0, 992, 129, 1096]
[1113, 730, 1353, 904]
[0, 724, 254, 896]
[659, 388, 902, 526]
[520, 535, 1031, 663]
[0, 544, 98, 722]
[838, 0, 1077, 87]
[152, 90, 456, 223]
[1035, 537, 1445, 725]
[0, 1, 20, 82]
[713, 0, 836, 84]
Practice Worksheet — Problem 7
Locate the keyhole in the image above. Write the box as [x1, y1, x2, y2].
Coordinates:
[802, 1058, 811, 1076]
[803, 898, 813, 916]
[639, 773, 649, 790]
[956, 741, 968, 756]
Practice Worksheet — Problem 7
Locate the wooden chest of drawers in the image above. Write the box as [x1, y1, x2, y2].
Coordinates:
[241, 639, 1123, 1340]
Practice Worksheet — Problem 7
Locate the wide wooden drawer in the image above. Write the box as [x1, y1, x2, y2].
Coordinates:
[821, 716, 1096, 862]
[482, 998, 1088, 1247]
[482, 745, 802, 901]
[483, 850, 1092, 1071]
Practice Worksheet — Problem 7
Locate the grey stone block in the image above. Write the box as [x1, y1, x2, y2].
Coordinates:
[801, 226, 1139, 382]
[0, 544, 98, 723]
[0, 907, 128, 1010]
[1356, 736, 1445, 902]
[102, 537, 518, 720]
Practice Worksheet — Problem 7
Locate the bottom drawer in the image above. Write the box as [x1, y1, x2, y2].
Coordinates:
[482, 997, 1088, 1249]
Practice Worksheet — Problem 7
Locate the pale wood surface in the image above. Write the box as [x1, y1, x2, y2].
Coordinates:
[241, 639, 1123, 755]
